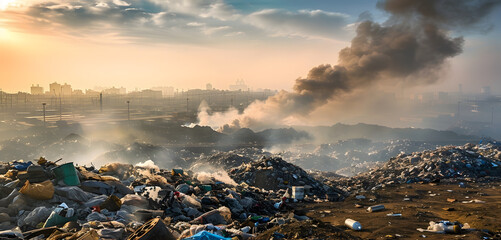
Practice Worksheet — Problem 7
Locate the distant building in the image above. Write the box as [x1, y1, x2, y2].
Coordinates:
[30, 84, 44, 95]
[85, 89, 100, 96]
[140, 89, 162, 99]
[73, 89, 84, 95]
[103, 87, 126, 95]
[229, 79, 247, 91]
[206, 83, 213, 91]
[151, 86, 174, 97]
[49, 82, 61, 95]
[61, 83, 72, 95]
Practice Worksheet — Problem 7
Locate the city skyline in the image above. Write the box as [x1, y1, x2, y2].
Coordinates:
[0, 1, 500, 94]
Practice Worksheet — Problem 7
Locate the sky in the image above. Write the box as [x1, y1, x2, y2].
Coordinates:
[0, 0, 500, 93]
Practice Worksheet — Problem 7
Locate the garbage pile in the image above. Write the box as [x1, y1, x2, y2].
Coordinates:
[0, 156, 336, 239]
[229, 157, 344, 200]
[190, 152, 254, 171]
[334, 143, 501, 191]
[279, 139, 443, 173]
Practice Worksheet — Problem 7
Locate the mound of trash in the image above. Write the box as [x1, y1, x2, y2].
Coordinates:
[190, 152, 253, 171]
[228, 157, 339, 197]
[0, 155, 343, 240]
[335, 143, 501, 192]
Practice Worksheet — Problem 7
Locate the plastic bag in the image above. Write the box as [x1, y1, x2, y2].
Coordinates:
[23, 206, 52, 228]
[19, 180, 54, 200]
[190, 207, 232, 225]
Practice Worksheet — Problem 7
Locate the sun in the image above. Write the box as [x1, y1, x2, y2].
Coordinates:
[0, 0, 16, 10]
[0, 27, 14, 42]
[0, 27, 8, 37]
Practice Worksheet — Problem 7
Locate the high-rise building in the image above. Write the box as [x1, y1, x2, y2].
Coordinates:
[61, 83, 72, 95]
[49, 82, 61, 95]
[30, 84, 44, 95]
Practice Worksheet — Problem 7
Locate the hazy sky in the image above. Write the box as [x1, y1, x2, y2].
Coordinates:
[0, 0, 500, 93]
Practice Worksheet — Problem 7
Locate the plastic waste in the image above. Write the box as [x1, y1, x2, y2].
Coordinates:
[0, 188, 19, 207]
[386, 213, 402, 217]
[86, 212, 108, 222]
[292, 186, 304, 200]
[98, 228, 124, 239]
[183, 231, 232, 240]
[54, 186, 97, 202]
[19, 180, 54, 200]
[0, 227, 24, 239]
[121, 194, 149, 208]
[272, 232, 286, 239]
[43, 203, 78, 228]
[191, 207, 232, 225]
[367, 204, 385, 212]
[417, 221, 462, 234]
[4, 179, 20, 188]
[26, 165, 49, 183]
[12, 161, 33, 171]
[80, 180, 113, 195]
[52, 162, 81, 186]
[345, 218, 362, 231]
[177, 192, 202, 209]
[23, 206, 52, 228]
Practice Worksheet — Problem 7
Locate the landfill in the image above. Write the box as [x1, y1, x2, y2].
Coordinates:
[0, 155, 343, 240]
[0, 142, 500, 239]
[332, 143, 501, 192]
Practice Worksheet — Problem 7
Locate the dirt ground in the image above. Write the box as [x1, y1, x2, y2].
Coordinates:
[261, 181, 501, 240]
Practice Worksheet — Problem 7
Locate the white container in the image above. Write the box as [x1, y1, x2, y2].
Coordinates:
[292, 186, 304, 200]
[345, 218, 362, 231]
[367, 204, 385, 212]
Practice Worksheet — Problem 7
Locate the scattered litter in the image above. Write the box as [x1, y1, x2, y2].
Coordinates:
[345, 218, 362, 231]
[367, 204, 385, 212]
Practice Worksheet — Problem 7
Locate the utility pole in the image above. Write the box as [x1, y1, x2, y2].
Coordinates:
[126, 100, 130, 121]
[100, 93, 103, 113]
[59, 94, 62, 121]
[42, 103, 46, 126]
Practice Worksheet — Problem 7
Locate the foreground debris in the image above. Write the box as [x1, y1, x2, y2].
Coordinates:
[0, 156, 344, 239]
[0, 143, 500, 239]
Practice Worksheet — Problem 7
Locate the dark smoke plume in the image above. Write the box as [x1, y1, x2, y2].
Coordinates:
[199, 0, 500, 131]
[293, 0, 499, 112]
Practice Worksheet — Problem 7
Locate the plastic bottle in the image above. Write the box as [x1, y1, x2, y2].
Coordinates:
[345, 218, 362, 231]
[444, 224, 461, 233]
[367, 204, 385, 212]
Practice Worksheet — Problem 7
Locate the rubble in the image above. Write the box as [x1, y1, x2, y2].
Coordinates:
[333, 143, 501, 192]
[0, 142, 499, 239]
[228, 157, 340, 198]
[0, 155, 343, 239]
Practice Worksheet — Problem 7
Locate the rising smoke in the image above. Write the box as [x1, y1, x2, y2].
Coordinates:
[197, 0, 500, 131]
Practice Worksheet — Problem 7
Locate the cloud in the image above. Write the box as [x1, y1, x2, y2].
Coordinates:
[151, 0, 240, 21]
[246, 9, 350, 40]
[1, 0, 354, 44]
